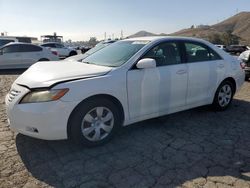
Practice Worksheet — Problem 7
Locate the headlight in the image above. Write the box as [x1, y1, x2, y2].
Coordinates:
[20, 88, 69, 104]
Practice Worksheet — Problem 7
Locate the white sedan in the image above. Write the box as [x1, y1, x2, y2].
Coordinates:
[0, 42, 59, 69]
[41, 42, 77, 58]
[5, 37, 245, 146]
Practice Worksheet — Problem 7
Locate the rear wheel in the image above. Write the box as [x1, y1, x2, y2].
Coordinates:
[245, 76, 249, 81]
[69, 98, 122, 146]
[69, 51, 77, 57]
[212, 81, 234, 111]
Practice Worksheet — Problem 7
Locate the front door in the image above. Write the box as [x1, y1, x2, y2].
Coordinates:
[127, 41, 188, 119]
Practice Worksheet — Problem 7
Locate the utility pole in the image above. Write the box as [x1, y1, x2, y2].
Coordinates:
[120, 30, 123, 39]
[104, 32, 106, 40]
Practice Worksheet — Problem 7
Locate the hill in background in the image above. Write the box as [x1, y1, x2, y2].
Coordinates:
[128, 12, 250, 45]
[127, 30, 160, 38]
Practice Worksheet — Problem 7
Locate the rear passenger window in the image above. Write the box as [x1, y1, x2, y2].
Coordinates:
[42, 43, 56, 48]
[185, 42, 222, 62]
[185, 43, 209, 62]
[143, 42, 182, 67]
[0, 39, 15, 46]
[55, 43, 64, 48]
[19, 44, 42, 52]
[209, 49, 222, 60]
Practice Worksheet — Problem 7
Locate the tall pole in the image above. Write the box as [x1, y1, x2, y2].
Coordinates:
[121, 30, 123, 39]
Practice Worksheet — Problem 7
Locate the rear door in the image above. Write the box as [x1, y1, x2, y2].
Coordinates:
[184, 41, 224, 105]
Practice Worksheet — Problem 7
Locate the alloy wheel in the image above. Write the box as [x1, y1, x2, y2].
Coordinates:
[81, 107, 114, 141]
[218, 84, 232, 107]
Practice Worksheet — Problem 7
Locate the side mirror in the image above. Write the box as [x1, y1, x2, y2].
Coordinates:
[136, 58, 156, 69]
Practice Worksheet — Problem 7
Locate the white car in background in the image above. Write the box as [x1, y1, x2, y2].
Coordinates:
[6, 37, 245, 146]
[239, 50, 250, 80]
[41, 42, 77, 58]
[0, 42, 59, 69]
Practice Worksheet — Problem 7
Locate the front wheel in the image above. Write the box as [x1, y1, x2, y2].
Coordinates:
[69, 98, 121, 146]
[212, 81, 234, 111]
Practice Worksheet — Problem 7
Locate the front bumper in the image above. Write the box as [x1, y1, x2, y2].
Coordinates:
[5, 84, 79, 140]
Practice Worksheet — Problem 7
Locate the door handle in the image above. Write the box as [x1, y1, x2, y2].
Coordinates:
[176, 70, 187, 75]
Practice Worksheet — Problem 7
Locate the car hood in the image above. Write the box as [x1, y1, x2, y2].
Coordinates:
[15, 61, 112, 88]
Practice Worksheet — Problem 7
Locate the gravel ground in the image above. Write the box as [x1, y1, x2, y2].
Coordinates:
[0, 73, 250, 188]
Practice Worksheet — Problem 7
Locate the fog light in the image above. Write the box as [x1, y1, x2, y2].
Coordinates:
[25, 127, 39, 133]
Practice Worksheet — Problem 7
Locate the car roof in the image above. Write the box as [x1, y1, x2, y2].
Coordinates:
[123, 36, 208, 43]
[1, 42, 37, 47]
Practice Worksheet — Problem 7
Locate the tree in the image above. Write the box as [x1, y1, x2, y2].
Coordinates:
[221, 30, 240, 46]
[88, 37, 98, 46]
[208, 31, 240, 45]
[208, 33, 223, 44]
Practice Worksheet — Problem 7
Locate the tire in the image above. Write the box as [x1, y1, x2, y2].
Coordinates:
[38, 58, 49, 61]
[245, 76, 249, 81]
[69, 98, 122, 146]
[69, 51, 77, 57]
[212, 81, 234, 111]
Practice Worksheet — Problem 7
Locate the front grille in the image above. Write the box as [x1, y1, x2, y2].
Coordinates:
[7, 89, 21, 103]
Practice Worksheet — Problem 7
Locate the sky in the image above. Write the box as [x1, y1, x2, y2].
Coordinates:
[0, 0, 249, 41]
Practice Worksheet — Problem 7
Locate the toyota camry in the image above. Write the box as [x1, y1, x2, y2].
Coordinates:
[5, 37, 245, 146]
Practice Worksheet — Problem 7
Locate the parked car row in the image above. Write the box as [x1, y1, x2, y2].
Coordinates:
[215, 44, 250, 55]
[0, 41, 82, 69]
[225, 45, 250, 55]
[0, 43, 59, 69]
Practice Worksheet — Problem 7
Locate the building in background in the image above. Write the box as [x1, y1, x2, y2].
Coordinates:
[41, 32, 63, 43]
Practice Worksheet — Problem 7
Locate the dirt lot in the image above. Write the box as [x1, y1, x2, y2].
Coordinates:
[0, 73, 250, 188]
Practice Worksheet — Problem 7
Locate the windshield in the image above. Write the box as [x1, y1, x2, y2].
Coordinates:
[0, 39, 15, 47]
[65, 42, 109, 62]
[82, 40, 149, 67]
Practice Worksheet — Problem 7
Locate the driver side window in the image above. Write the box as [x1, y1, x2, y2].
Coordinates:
[143, 42, 181, 67]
